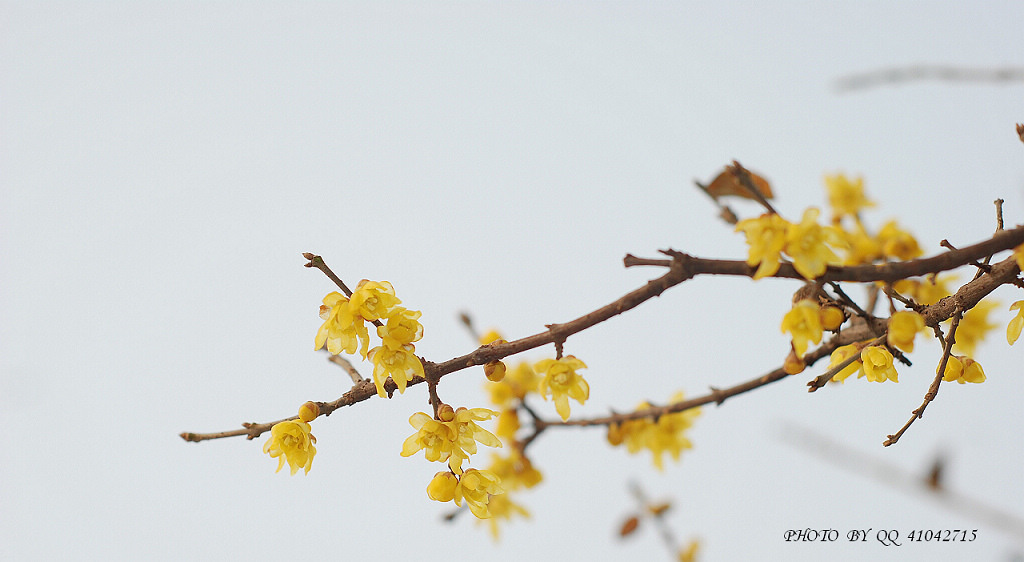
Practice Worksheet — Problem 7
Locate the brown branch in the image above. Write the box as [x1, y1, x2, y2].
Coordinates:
[625, 224, 1024, 283]
[182, 231, 1024, 442]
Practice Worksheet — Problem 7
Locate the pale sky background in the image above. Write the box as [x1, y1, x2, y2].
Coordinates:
[3, 2, 1024, 561]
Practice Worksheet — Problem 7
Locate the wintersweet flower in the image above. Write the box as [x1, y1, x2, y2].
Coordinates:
[349, 280, 402, 321]
[368, 343, 424, 397]
[840, 223, 882, 266]
[887, 311, 925, 353]
[535, 356, 590, 421]
[953, 299, 997, 356]
[315, 292, 370, 357]
[376, 307, 423, 349]
[941, 355, 986, 384]
[401, 412, 457, 464]
[493, 408, 520, 440]
[877, 221, 923, 261]
[861, 346, 898, 383]
[825, 174, 874, 220]
[781, 300, 823, 357]
[263, 420, 317, 475]
[1007, 301, 1024, 345]
[480, 492, 531, 540]
[1015, 244, 1024, 272]
[426, 471, 459, 502]
[454, 469, 504, 519]
[819, 305, 845, 331]
[485, 362, 541, 408]
[607, 393, 701, 470]
[487, 451, 543, 491]
[735, 213, 790, 279]
[447, 407, 502, 474]
[829, 343, 863, 383]
[893, 275, 955, 306]
[784, 208, 845, 279]
[479, 329, 504, 345]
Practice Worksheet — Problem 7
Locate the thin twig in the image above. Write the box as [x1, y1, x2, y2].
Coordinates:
[883, 309, 962, 447]
[834, 65, 1024, 92]
[729, 160, 778, 215]
[327, 354, 364, 384]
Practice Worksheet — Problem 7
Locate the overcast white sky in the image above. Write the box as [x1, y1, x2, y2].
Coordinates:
[3, 2, 1024, 561]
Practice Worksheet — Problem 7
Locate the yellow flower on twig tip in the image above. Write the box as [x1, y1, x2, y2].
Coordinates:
[781, 300, 823, 357]
[825, 174, 875, 220]
[861, 346, 898, 383]
[887, 311, 925, 353]
[315, 292, 370, 358]
[784, 208, 845, 279]
[535, 356, 590, 421]
[1007, 301, 1024, 345]
[263, 420, 317, 475]
[735, 212, 790, 280]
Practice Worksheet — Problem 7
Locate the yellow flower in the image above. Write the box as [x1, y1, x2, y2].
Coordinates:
[678, 540, 701, 562]
[941, 355, 986, 384]
[263, 420, 317, 475]
[485, 362, 540, 408]
[1007, 301, 1024, 345]
[608, 393, 701, 471]
[781, 300, 823, 357]
[479, 329, 504, 345]
[454, 468, 504, 519]
[484, 360, 506, 382]
[825, 174, 874, 220]
[784, 207, 844, 279]
[829, 343, 863, 383]
[479, 492, 531, 540]
[349, 280, 402, 321]
[887, 311, 925, 353]
[877, 220, 923, 261]
[447, 407, 502, 475]
[376, 307, 423, 349]
[493, 408, 520, 440]
[401, 412, 457, 464]
[860, 346, 898, 383]
[1014, 243, 1024, 272]
[426, 471, 459, 502]
[840, 223, 883, 265]
[368, 343, 424, 398]
[953, 299, 997, 356]
[314, 292, 370, 358]
[486, 451, 543, 491]
[735, 213, 790, 279]
[893, 275, 956, 306]
[535, 356, 590, 421]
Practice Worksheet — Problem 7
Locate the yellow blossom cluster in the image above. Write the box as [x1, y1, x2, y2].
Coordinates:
[475, 450, 543, 538]
[263, 401, 321, 475]
[736, 208, 845, 280]
[402, 405, 505, 519]
[314, 280, 425, 398]
[607, 393, 701, 470]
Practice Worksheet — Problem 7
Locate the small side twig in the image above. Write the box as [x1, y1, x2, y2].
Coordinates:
[729, 160, 778, 215]
[883, 308, 962, 447]
[328, 354, 365, 384]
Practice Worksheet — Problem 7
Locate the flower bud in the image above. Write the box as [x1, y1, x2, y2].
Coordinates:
[437, 403, 455, 422]
[783, 349, 806, 375]
[819, 305, 845, 331]
[484, 360, 507, 382]
[298, 401, 320, 423]
[606, 423, 624, 446]
[426, 471, 458, 502]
